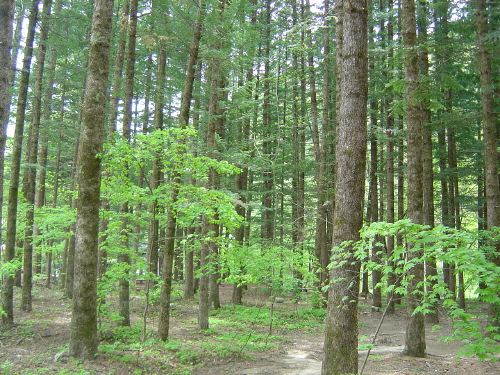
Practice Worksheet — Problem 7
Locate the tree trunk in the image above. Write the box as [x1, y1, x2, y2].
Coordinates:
[261, 0, 274, 245]
[158, 0, 204, 340]
[117, 0, 139, 328]
[21, 0, 53, 312]
[321, 0, 368, 373]
[0, 0, 15, 256]
[476, 0, 500, 323]
[69, 0, 114, 359]
[417, 0, 439, 324]
[401, 0, 426, 358]
[384, 0, 397, 315]
[2, 0, 39, 326]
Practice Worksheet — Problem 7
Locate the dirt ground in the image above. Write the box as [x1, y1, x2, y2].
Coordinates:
[1, 282, 499, 375]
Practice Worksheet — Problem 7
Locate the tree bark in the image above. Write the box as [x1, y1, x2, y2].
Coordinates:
[2, 0, 39, 326]
[158, 0, 205, 340]
[0, 0, 15, 256]
[476, 0, 500, 323]
[401, 0, 426, 358]
[321, 0, 368, 373]
[21, 0, 53, 312]
[69, 0, 114, 359]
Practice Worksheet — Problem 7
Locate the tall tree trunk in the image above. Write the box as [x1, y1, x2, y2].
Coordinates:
[117, 0, 138, 328]
[368, 111, 383, 309]
[383, 0, 397, 315]
[1, 0, 39, 326]
[158, 0, 205, 340]
[321, 0, 368, 373]
[21, 0, 53, 312]
[401, 0, 426, 358]
[69, 0, 114, 359]
[261, 0, 274, 244]
[0, 0, 15, 256]
[417, 0, 439, 324]
[476, 0, 500, 323]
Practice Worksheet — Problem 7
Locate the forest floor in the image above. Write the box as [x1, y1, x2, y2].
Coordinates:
[0, 281, 499, 375]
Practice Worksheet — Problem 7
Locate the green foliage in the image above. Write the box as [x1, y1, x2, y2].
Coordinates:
[330, 219, 500, 361]
[220, 242, 317, 296]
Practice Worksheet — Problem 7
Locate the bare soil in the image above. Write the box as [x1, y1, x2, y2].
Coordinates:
[1, 282, 499, 375]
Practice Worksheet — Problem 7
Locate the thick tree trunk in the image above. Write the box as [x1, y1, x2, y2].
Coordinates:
[417, 0, 439, 324]
[401, 0, 426, 358]
[321, 0, 368, 373]
[69, 0, 114, 359]
[476, 0, 500, 323]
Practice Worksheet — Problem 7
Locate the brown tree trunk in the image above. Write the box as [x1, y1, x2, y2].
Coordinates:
[158, 0, 205, 340]
[21, 0, 53, 312]
[261, 0, 274, 244]
[2, 0, 39, 326]
[68, 0, 114, 359]
[117, 0, 138, 328]
[417, 0, 439, 324]
[0, 0, 15, 257]
[477, 0, 500, 323]
[321, 0, 368, 373]
[401, 0, 426, 358]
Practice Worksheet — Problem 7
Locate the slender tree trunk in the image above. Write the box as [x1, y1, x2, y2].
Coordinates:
[321, 0, 368, 373]
[0, 0, 15, 256]
[117, 0, 139, 328]
[368, 112, 383, 309]
[261, 0, 274, 244]
[158, 0, 205, 340]
[21, 0, 53, 312]
[69, 0, 114, 359]
[2, 0, 39, 326]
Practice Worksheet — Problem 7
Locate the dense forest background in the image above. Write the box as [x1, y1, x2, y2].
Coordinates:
[1, 0, 500, 372]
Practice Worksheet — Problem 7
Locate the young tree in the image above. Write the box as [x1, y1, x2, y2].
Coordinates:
[158, 0, 205, 340]
[321, 0, 368, 373]
[69, 0, 114, 359]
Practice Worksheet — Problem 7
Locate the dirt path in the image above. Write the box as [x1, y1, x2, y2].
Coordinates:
[1, 283, 499, 375]
[192, 289, 500, 375]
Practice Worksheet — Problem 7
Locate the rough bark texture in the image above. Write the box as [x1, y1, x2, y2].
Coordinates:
[321, 0, 368, 373]
[0, 0, 15, 256]
[69, 0, 114, 359]
[417, 0, 439, 324]
[2, 0, 39, 326]
[476, 0, 500, 323]
[401, 0, 426, 358]
[21, 0, 53, 313]
[117, 0, 139, 328]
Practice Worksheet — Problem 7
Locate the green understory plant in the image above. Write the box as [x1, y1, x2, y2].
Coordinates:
[329, 219, 500, 361]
